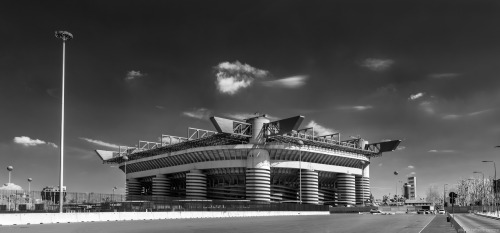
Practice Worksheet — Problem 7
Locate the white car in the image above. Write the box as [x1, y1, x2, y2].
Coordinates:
[417, 209, 426, 214]
[438, 209, 445, 214]
[370, 209, 382, 214]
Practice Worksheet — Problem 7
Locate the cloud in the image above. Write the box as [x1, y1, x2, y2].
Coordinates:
[378, 163, 383, 167]
[372, 84, 397, 97]
[338, 105, 374, 111]
[0, 183, 23, 191]
[214, 61, 269, 95]
[407, 165, 415, 169]
[409, 92, 425, 100]
[80, 137, 121, 148]
[224, 112, 279, 121]
[409, 171, 416, 175]
[396, 146, 406, 151]
[13, 136, 57, 148]
[305, 120, 337, 136]
[361, 58, 394, 71]
[419, 101, 435, 114]
[428, 149, 456, 153]
[442, 109, 493, 120]
[125, 70, 146, 81]
[155, 105, 165, 110]
[429, 73, 460, 79]
[261, 75, 308, 88]
[182, 108, 212, 120]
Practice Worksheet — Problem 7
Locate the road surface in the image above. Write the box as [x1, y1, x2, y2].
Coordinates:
[2, 214, 448, 233]
[453, 214, 500, 233]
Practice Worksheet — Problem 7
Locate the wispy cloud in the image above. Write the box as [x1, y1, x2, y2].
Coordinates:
[261, 75, 308, 88]
[442, 109, 494, 120]
[214, 61, 269, 95]
[407, 165, 415, 169]
[396, 146, 406, 151]
[338, 105, 374, 111]
[361, 58, 394, 71]
[224, 112, 279, 121]
[409, 171, 416, 175]
[155, 105, 165, 110]
[46, 88, 58, 98]
[428, 149, 456, 153]
[305, 120, 337, 136]
[429, 73, 460, 79]
[378, 163, 383, 167]
[182, 108, 212, 120]
[125, 70, 146, 81]
[409, 92, 425, 100]
[80, 137, 121, 148]
[419, 101, 435, 115]
[13, 136, 57, 148]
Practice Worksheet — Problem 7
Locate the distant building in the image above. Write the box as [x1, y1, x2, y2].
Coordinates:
[403, 182, 411, 199]
[408, 177, 417, 200]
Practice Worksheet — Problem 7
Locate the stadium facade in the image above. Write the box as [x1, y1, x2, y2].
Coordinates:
[96, 114, 400, 205]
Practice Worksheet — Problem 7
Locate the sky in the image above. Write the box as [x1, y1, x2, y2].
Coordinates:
[1, 0, 500, 199]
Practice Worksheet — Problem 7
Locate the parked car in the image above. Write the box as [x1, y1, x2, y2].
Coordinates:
[370, 209, 382, 214]
[417, 209, 426, 214]
[438, 209, 445, 214]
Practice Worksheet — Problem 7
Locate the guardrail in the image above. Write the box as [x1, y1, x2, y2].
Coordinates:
[447, 213, 466, 233]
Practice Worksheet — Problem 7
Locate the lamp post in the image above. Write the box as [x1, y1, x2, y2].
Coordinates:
[7, 166, 13, 184]
[444, 184, 448, 207]
[394, 171, 399, 206]
[55, 30, 73, 213]
[27, 178, 32, 193]
[474, 171, 485, 212]
[297, 140, 304, 204]
[123, 155, 129, 199]
[482, 160, 497, 216]
[112, 186, 117, 204]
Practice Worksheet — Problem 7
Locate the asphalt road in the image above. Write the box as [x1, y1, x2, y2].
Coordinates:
[454, 214, 500, 233]
[2, 214, 439, 233]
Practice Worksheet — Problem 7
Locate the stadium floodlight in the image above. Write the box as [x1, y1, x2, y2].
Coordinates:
[297, 140, 304, 204]
[7, 166, 13, 183]
[55, 30, 73, 213]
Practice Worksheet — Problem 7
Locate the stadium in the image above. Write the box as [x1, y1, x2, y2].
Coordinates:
[96, 114, 400, 206]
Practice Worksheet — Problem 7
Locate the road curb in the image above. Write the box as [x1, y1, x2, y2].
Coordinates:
[475, 213, 500, 221]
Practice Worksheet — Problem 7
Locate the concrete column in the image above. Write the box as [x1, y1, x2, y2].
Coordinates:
[337, 173, 355, 205]
[355, 176, 370, 205]
[126, 178, 142, 200]
[152, 175, 170, 199]
[246, 149, 271, 202]
[186, 170, 207, 199]
[301, 169, 319, 205]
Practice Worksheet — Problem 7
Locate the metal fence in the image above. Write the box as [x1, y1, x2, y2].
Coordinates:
[0, 190, 328, 213]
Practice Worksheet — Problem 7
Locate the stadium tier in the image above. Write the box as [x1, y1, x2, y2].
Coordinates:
[96, 114, 400, 205]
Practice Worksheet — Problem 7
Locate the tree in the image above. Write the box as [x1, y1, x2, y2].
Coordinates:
[426, 186, 441, 203]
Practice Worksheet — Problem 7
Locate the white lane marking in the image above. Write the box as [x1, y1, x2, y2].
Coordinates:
[418, 215, 436, 233]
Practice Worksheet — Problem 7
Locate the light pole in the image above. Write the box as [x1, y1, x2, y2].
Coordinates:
[474, 171, 485, 212]
[444, 184, 448, 207]
[27, 178, 32, 193]
[482, 160, 497, 216]
[394, 171, 399, 206]
[55, 30, 73, 213]
[7, 166, 13, 183]
[112, 186, 117, 204]
[123, 155, 129, 199]
[297, 140, 304, 204]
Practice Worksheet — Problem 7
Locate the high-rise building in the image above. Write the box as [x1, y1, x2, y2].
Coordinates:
[407, 176, 417, 200]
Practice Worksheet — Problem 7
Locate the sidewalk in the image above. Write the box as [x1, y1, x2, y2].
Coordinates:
[420, 215, 456, 233]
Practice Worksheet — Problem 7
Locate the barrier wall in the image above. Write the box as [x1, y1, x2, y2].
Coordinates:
[0, 211, 329, 226]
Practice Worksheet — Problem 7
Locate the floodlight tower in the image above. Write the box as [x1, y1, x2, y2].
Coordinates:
[55, 30, 73, 213]
[7, 166, 13, 183]
[28, 178, 33, 193]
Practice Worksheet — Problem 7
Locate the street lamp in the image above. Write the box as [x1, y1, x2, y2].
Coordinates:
[112, 186, 117, 204]
[394, 171, 399, 206]
[474, 171, 485, 212]
[444, 184, 448, 207]
[6, 166, 13, 184]
[297, 140, 304, 204]
[482, 160, 497, 216]
[55, 30, 73, 213]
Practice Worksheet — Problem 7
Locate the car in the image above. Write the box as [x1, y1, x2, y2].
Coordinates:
[417, 209, 426, 214]
[438, 209, 445, 214]
[370, 209, 382, 214]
